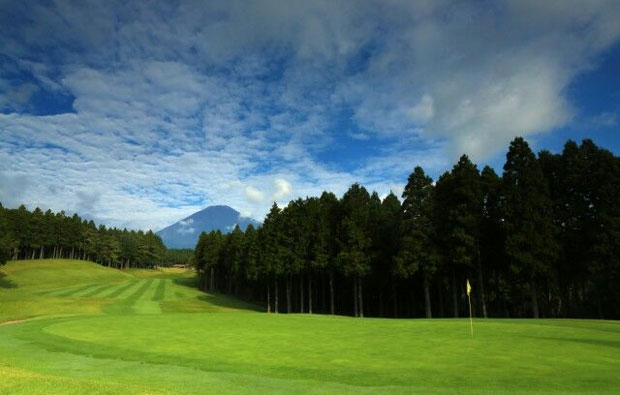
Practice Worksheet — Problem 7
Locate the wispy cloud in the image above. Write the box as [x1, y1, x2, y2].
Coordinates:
[1, 1, 619, 229]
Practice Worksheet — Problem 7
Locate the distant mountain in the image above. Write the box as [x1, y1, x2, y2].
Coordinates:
[156, 205, 261, 249]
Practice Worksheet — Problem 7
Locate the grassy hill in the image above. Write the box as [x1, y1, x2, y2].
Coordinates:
[1, 260, 619, 394]
[0, 260, 252, 322]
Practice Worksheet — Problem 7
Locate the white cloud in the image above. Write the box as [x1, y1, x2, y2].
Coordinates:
[272, 178, 292, 200]
[244, 186, 265, 204]
[1, 0, 619, 229]
[176, 226, 196, 234]
[179, 218, 194, 226]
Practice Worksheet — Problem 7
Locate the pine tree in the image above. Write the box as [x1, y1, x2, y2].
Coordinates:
[396, 167, 437, 318]
[262, 203, 283, 313]
[479, 166, 506, 317]
[582, 141, 620, 318]
[338, 184, 372, 317]
[502, 137, 559, 318]
[0, 204, 17, 265]
[376, 192, 401, 317]
[318, 192, 340, 315]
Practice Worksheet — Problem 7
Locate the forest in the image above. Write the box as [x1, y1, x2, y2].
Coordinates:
[194, 137, 620, 320]
[0, 205, 167, 268]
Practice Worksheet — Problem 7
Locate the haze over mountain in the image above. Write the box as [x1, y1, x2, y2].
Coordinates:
[156, 205, 260, 249]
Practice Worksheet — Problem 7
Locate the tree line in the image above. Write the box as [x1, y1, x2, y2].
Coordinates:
[0, 204, 166, 268]
[194, 138, 620, 319]
[163, 248, 194, 267]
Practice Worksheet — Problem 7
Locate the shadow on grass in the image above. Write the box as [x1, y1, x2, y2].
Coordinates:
[171, 275, 200, 288]
[171, 273, 262, 312]
[197, 293, 263, 312]
[0, 271, 17, 289]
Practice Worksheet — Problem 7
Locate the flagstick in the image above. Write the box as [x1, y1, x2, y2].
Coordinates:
[468, 292, 474, 337]
[467, 279, 474, 337]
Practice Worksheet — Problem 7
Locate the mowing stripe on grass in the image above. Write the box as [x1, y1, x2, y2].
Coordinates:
[138, 279, 159, 302]
[54, 284, 97, 297]
[112, 280, 145, 300]
[34, 288, 62, 296]
[152, 279, 166, 301]
[103, 280, 136, 299]
[164, 279, 177, 301]
[75, 283, 111, 298]
[133, 280, 163, 314]
[80, 283, 115, 298]
[113, 279, 154, 314]
[126, 280, 155, 302]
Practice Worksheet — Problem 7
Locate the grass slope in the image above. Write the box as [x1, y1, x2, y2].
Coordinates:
[1, 259, 619, 394]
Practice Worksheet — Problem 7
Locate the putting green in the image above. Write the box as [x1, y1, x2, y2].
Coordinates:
[1, 260, 619, 394]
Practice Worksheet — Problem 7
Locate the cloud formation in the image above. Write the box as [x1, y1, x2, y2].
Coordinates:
[1, 1, 619, 229]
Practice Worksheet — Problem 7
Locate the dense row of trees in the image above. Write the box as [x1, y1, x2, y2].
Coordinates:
[0, 204, 166, 268]
[163, 248, 194, 267]
[195, 138, 620, 319]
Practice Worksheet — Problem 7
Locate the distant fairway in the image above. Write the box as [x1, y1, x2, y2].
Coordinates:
[1, 260, 619, 394]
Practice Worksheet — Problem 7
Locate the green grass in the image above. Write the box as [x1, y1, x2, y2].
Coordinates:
[1, 260, 619, 394]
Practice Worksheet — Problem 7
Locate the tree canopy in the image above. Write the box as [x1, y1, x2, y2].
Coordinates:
[193, 138, 620, 320]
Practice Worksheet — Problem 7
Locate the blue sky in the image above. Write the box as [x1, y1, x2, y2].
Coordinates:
[1, 0, 619, 230]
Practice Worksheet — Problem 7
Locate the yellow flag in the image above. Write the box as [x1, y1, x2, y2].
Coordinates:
[467, 279, 473, 336]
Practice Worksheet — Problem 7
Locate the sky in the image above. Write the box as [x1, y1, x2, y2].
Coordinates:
[1, 0, 620, 231]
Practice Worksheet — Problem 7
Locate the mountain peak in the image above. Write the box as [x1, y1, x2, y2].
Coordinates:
[156, 205, 260, 249]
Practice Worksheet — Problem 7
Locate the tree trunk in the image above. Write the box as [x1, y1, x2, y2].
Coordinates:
[438, 280, 444, 317]
[39, 245, 44, 259]
[308, 274, 313, 314]
[286, 275, 292, 313]
[275, 278, 279, 313]
[329, 271, 335, 315]
[476, 241, 488, 318]
[71, 247, 75, 260]
[379, 291, 384, 317]
[451, 268, 459, 317]
[353, 277, 358, 317]
[300, 275, 304, 313]
[358, 276, 364, 318]
[392, 279, 398, 318]
[531, 283, 540, 318]
[31, 249, 36, 260]
[423, 274, 432, 318]
[209, 267, 215, 291]
[267, 282, 271, 313]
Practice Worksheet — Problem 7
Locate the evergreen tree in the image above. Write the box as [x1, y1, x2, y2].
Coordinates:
[318, 192, 341, 315]
[241, 224, 260, 299]
[583, 141, 620, 318]
[338, 184, 372, 317]
[502, 137, 559, 318]
[262, 203, 283, 313]
[438, 156, 484, 317]
[376, 192, 401, 317]
[396, 167, 437, 318]
[0, 204, 17, 265]
[479, 166, 506, 316]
